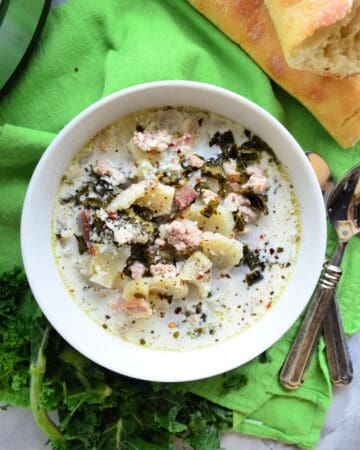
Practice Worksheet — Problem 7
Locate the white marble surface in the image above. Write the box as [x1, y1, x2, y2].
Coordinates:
[1, 331, 359, 450]
[1, 1, 359, 449]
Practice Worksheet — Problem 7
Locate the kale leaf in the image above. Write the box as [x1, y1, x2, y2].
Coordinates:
[0, 268, 233, 450]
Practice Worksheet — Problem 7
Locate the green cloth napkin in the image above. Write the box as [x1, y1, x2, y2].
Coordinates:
[0, 0, 359, 448]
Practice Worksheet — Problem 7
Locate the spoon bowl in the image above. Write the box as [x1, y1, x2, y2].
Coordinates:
[328, 166, 360, 246]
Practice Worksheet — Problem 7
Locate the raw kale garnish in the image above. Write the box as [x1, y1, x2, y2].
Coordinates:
[0, 267, 233, 449]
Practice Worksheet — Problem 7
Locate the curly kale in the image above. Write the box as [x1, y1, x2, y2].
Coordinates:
[0, 268, 233, 450]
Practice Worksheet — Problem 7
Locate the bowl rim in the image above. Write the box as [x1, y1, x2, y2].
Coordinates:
[21, 80, 327, 382]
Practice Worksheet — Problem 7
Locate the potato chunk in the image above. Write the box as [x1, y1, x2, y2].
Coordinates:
[201, 232, 243, 269]
[182, 203, 234, 236]
[108, 179, 174, 216]
[180, 251, 212, 298]
[149, 274, 188, 299]
[136, 182, 175, 216]
[122, 278, 150, 302]
[89, 245, 130, 288]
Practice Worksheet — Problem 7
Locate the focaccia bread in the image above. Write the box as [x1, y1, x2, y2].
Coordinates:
[264, 0, 360, 79]
[187, 0, 360, 148]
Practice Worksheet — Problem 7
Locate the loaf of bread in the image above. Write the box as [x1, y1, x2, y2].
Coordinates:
[264, 0, 360, 79]
[187, 0, 360, 148]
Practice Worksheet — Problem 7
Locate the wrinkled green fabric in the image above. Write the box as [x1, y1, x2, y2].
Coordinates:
[0, 0, 359, 448]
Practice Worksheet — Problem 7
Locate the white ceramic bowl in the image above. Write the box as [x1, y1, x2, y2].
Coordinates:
[21, 81, 326, 382]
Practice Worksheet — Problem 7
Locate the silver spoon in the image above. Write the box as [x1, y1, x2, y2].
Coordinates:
[307, 152, 353, 386]
[280, 162, 360, 389]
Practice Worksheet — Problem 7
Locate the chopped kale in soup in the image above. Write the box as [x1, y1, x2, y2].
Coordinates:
[53, 107, 300, 350]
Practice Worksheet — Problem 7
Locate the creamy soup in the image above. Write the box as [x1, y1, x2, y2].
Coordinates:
[53, 107, 300, 350]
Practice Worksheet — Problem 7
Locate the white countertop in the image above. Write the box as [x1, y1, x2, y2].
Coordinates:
[1, 331, 359, 450]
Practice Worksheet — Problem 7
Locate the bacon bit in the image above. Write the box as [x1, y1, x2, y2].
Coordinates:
[175, 184, 198, 209]
[130, 262, 146, 279]
[94, 159, 125, 184]
[121, 298, 152, 319]
[150, 263, 178, 276]
[266, 302, 272, 310]
[187, 153, 204, 168]
[107, 211, 118, 220]
[168, 321, 176, 329]
[77, 210, 96, 255]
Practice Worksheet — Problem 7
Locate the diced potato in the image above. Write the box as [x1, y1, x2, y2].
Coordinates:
[223, 159, 241, 181]
[108, 180, 150, 211]
[107, 179, 174, 216]
[182, 203, 234, 236]
[89, 245, 130, 288]
[136, 160, 156, 180]
[147, 292, 171, 310]
[149, 274, 188, 299]
[127, 140, 151, 164]
[201, 232, 243, 269]
[122, 278, 150, 302]
[136, 182, 175, 216]
[180, 251, 212, 298]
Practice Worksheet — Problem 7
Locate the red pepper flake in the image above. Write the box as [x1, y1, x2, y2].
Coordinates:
[168, 322, 176, 329]
[196, 273, 204, 280]
[174, 306, 182, 314]
[266, 302, 272, 309]
[89, 245, 97, 256]
[160, 312, 165, 318]
[259, 234, 265, 239]
[107, 211, 118, 220]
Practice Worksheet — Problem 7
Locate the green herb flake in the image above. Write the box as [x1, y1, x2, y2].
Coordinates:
[74, 234, 88, 255]
[246, 270, 264, 287]
[201, 199, 219, 218]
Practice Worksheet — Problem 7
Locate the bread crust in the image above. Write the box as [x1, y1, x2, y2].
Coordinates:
[265, 0, 360, 79]
[187, 0, 360, 148]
